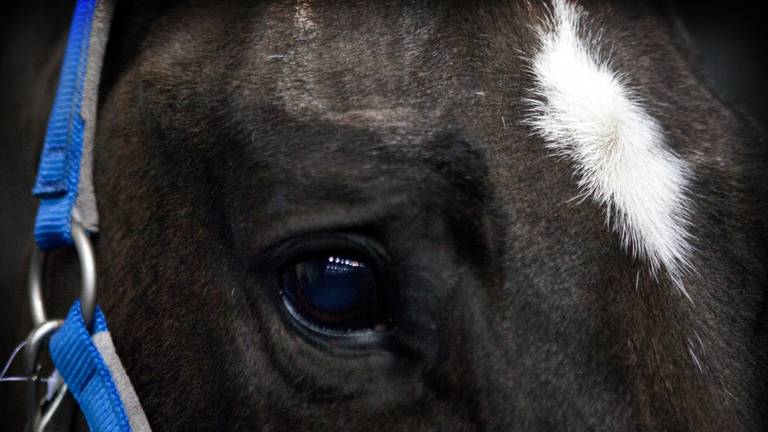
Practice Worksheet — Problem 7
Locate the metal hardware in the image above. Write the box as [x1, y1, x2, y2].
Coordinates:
[29, 222, 97, 327]
[25, 222, 97, 431]
[24, 320, 63, 432]
[38, 381, 70, 431]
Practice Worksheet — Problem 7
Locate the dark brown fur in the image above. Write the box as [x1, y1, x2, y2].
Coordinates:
[2, 1, 767, 430]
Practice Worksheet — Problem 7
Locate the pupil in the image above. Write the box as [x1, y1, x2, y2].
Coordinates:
[282, 255, 380, 330]
[306, 258, 367, 312]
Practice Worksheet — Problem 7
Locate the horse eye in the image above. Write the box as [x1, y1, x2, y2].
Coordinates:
[280, 255, 385, 333]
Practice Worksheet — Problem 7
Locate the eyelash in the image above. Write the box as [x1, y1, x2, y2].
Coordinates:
[260, 232, 389, 275]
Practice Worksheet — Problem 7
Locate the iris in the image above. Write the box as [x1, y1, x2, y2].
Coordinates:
[281, 255, 382, 331]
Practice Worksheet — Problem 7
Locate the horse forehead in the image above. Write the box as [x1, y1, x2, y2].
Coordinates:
[130, 1, 509, 173]
[320, 108, 421, 129]
[133, 1, 480, 125]
[254, 2, 452, 116]
[293, 0, 317, 32]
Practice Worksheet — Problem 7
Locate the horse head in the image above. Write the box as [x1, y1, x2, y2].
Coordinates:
[2, 1, 767, 430]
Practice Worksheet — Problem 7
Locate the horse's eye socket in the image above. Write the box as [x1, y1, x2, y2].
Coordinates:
[280, 255, 384, 333]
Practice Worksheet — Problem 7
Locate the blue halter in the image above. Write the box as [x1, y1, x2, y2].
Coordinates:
[32, 1, 151, 430]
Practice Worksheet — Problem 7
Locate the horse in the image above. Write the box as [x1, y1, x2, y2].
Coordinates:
[2, 0, 767, 430]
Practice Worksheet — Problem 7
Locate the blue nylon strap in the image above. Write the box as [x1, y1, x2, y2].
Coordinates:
[33, 0, 98, 249]
[33, 1, 149, 430]
[49, 302, 132, 432]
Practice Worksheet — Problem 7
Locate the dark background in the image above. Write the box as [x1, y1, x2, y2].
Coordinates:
[670, 1, 768, 129]
[1, 0, 767, 427]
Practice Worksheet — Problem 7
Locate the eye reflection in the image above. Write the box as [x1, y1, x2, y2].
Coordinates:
[281, 255, 383, 332]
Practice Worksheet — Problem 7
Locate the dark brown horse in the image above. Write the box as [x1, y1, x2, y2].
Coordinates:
[2, 1, 767, 430]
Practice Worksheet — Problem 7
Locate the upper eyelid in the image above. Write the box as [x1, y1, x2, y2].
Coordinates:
[253, 232, 391, 274]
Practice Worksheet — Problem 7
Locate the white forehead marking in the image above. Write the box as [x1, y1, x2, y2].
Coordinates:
[526, 0, 693, 295]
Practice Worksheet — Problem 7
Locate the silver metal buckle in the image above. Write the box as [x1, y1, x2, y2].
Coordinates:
[25, 222, 97, 431]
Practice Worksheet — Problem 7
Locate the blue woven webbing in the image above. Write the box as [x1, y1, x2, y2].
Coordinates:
[49, 302, 132, 432]
[33, 2, 150, 430]
[32, 0, 97, 249]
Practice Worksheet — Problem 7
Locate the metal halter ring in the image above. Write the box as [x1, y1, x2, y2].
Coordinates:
[24, 320, 65, 432]
[28, 222, 97, 327]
